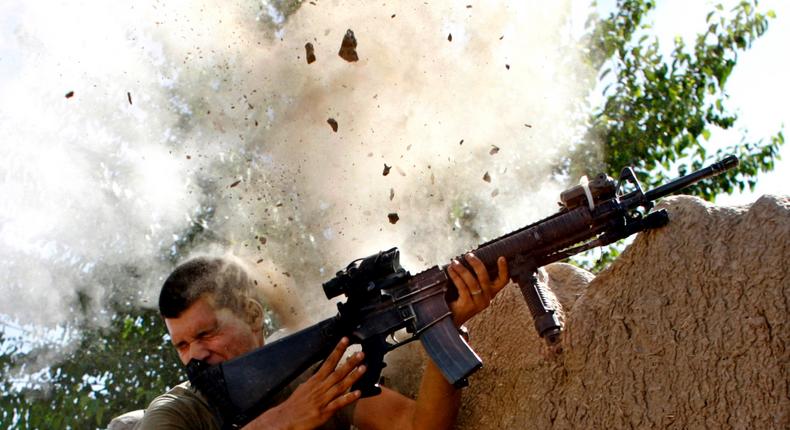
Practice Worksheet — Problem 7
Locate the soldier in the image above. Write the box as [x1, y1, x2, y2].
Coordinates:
[125, 253, 508, 429]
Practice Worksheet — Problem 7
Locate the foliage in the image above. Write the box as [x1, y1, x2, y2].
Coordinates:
[571, 0, 782, 197]
[0, 307, 182, 429]
[570, 0, 782, 271]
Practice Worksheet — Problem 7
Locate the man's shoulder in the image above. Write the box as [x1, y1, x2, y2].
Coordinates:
[137, 381, 222, 430]
[149, 381, 204, 406]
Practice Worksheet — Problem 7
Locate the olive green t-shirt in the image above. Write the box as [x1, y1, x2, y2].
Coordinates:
[136, 381, 221, 430]
[136, 369, 355, 430]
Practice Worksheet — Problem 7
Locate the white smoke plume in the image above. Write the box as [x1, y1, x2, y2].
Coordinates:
[0, 0, 592, 333]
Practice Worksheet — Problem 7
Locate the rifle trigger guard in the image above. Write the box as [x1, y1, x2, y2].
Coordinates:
[387, 331, 420, 351]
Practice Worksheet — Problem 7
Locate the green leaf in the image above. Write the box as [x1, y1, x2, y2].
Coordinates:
[564, 0, 784, 268]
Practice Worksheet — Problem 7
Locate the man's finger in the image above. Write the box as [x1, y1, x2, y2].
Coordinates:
[323, 390, 361, 414]
[454, 260, 483, 296]
[329, 364, 366, 398]
[448, 260, 472, 301]
[315, 337, 350, 380]
[321, 362, 365, 405]
[324, 351, 365, 387]
[464, 253, 492, 301]
[492, 256, 509, 294]
[464, 253, 491, 286]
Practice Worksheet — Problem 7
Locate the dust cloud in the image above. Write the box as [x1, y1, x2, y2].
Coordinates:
[0, 0, 592, 334]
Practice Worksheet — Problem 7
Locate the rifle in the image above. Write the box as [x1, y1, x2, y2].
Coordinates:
[186, 156, 739, 428]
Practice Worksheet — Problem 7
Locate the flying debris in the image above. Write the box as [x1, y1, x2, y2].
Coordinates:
[65, 91, 74, 98]
[387, 213, 399, 224]
[305, 43, 316, 64]
[230, 180, 242, 188]
[127, 92, 132, 105]
[489, 145, 500, 155]
[448, 33, 452, 42]
[483, 172, 491, 182]
[327, 118, 339, 132]
[383, 164, 391, 176]
[338, 29, 359, 62]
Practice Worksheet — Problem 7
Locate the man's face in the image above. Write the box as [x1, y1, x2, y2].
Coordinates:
[165, 294, 263, 366]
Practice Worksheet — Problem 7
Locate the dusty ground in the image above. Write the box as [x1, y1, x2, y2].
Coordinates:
[387, 195, 789, 429]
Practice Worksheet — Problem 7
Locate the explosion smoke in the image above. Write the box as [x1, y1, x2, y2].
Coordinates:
[0, 0, 592, 336]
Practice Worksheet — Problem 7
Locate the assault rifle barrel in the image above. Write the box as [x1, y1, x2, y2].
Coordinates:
[644, 155, 739, 202]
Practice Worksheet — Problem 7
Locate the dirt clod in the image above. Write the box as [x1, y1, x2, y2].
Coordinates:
[305, 43, 316, 64]
[338, 29, 359, 62]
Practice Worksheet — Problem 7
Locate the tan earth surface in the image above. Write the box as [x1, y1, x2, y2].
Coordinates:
[386, 195, 789, 429]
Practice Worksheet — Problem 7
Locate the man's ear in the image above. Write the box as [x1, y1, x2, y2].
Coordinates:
[244, 298, 264, 331]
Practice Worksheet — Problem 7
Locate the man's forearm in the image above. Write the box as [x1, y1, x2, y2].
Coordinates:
[352, 347, 463, 430]
[411, 358, 462, 430]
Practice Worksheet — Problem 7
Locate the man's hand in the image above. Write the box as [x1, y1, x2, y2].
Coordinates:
[447, 253, 509, 326]
[244, 337, 365, 430]
[350, 254, 509, 430]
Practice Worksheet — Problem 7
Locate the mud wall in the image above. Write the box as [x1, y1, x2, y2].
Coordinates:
[387, 195, 789, 429]
[455, 195, 789, 429]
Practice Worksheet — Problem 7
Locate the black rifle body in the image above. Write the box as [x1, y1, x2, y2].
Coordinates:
[187, 156, 739, 428]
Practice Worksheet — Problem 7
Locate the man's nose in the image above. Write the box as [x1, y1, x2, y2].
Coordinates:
[188, 341, 210, 362]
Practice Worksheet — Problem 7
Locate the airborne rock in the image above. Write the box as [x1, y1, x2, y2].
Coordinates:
[305, 42, 316, 64]
[338, 29, 359, 62]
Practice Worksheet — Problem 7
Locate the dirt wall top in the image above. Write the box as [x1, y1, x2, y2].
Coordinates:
[455, 194, 789, 429]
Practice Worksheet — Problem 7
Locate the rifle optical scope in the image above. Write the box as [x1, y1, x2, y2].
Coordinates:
[323, 247, 405, 300]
